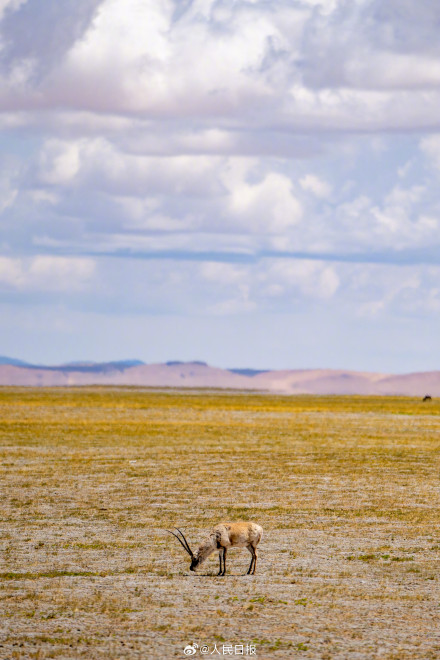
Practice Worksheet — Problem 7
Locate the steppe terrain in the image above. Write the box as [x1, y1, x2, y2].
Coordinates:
[1, 388, 440, 659]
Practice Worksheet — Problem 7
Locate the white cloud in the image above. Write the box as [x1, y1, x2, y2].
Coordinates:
[200, 262, 245, 287]
[207, 292, 256, 316]
[0, 256, 21, 285]
[2, 0, 440, 136]
[299, 174, 332, 198]
[0, 172, 17, 213]
[354, 267, 423, 317]
[260, 259, 340, 300]
[37, 137, 226, 196]
[420, 134, 440, 170]
[39, 139, 81, 185]
[28, 189, 59, 205]
[0, 256, 95, 291]
[328, 183, 439, 252]
[48, 0, 277, 116]
[347, 53, 440, 90]
[199, 258, 339, 316]
[0, 0, 27, 21]
[371, 185, 438, 247]
[225, 170, 303, 233]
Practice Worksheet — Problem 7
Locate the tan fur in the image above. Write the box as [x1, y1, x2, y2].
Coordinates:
[195, 521, 263, 575]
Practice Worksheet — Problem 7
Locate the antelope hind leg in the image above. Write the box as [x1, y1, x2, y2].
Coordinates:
[246, 546, 255, 575]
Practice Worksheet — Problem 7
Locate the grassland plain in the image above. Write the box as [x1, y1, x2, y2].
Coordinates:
[0, 388, 439, 660]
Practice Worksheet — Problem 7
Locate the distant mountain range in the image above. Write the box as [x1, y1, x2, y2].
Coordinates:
[0, 356, 32, 367]
[0, 356, 438, 396]
[0, 356, 144, 371]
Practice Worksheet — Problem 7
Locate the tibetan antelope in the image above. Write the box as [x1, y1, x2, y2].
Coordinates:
[167, 522, 263, 576]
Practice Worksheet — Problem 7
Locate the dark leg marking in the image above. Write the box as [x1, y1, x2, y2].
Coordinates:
[252, 550, 258, 575]
[246, 546, 256, 575]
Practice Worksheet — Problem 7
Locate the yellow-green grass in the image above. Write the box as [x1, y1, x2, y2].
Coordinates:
[0, 387, 439, 659]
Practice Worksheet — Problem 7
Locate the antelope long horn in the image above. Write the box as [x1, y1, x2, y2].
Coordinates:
[166, 529, 194, 557]
[174, 528, 194, 557]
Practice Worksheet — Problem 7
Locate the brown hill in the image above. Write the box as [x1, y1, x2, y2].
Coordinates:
[0, 361, 439, 396]
[374, 371, 440, 397]
[0, 362, 259, 389]
[250, 369, 388, 395]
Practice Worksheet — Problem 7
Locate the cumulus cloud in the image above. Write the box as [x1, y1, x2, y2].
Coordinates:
[301, 0, 440, 90]
[224, 168, 303, 234]
[350, 263, 438, 318]
[199, 258, 340, 316]
[37, 137, 226, 196]
[0, 0, 27, 22]
[196, 257, 440, 320]
[39, 139, 82, 185]
[0, 256, 95, 291]
[0, 0, 439, 133]
[420, 134, 440, 171]
[337, 184, 439, 252]
[299, 174, 332, 199]
[0, 0, 102, 79]
[0, 168, 17, 213]
[261, 260, 340, 300]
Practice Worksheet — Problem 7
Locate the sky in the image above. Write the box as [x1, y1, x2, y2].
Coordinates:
[1, 0, 440, 372]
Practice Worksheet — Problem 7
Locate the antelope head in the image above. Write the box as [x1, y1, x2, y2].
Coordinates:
[167, 527, 200, 571]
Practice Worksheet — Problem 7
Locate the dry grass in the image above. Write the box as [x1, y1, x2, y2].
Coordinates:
[0, 387, 440, 658]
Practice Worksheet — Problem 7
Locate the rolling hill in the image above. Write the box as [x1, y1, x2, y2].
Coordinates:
[0, 358, 438, 396]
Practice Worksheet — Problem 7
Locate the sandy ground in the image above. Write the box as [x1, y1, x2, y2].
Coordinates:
[0, 388, 439, 659]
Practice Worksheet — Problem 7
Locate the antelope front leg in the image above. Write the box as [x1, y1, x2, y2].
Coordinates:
[217, 549, 223, 576]
[217, 548, 226, 576]
[221, 548, 227, 576]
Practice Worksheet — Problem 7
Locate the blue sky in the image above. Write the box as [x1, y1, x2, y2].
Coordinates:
[1, 0, 440, 372]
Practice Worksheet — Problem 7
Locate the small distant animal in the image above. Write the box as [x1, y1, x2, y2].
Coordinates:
[167, 522, 263, 576]
[423, 395, 432, 401]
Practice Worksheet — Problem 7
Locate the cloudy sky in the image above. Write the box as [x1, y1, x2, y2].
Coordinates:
[1, 0, 440, 372]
